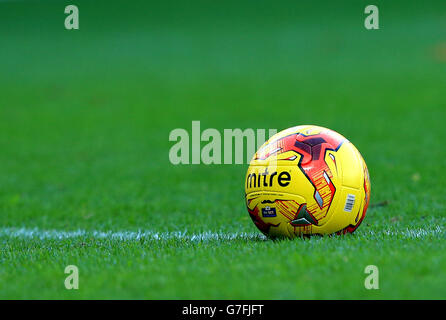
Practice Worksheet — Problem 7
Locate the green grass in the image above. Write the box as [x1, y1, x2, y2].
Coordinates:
[0, 0, 445, 299]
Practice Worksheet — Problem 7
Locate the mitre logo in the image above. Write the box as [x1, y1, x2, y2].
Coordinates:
[246, 167, 291, 189]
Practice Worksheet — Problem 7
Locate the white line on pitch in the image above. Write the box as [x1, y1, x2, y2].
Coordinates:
[371, 226, 444, 239]
[0, 227, 266, 242]
[0, 226, 443, 242]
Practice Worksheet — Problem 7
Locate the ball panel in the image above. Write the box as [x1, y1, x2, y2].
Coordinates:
[246, 191, 307, 238]
[337, 142, 364, 189]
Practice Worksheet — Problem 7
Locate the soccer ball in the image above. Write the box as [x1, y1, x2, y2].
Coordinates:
[245, 125, 371, 238]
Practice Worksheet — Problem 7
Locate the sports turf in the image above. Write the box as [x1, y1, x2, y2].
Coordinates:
[0, 0, 445, 299]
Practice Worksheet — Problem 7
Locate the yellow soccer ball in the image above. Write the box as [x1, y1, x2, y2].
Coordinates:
[245, 125, 371, 238]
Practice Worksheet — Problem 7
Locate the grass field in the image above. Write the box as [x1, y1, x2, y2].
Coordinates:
[0, 0, 445, 299]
